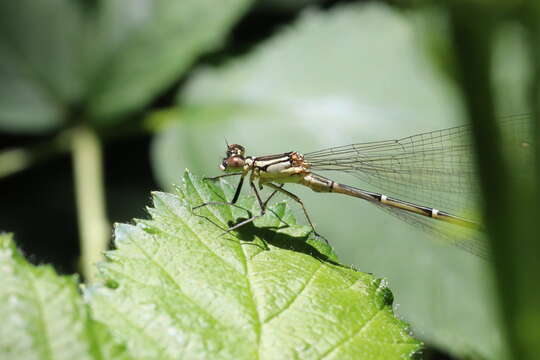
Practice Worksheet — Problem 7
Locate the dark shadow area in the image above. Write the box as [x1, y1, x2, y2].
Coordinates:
[229, 218, 343, 267]
[191, 194, 339, 265]
[0, 134, 158, 274]
[421, 347, 458, 360]
[0, 152, 78, 274]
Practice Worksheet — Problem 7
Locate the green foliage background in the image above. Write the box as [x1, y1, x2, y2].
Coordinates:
[1, 0, 539, 359]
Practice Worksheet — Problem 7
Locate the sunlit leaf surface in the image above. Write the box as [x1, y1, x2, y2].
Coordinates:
[0, 234, 129, 360]
[89, 171, 420, 359]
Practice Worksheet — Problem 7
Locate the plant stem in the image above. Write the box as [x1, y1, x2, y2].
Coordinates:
[71, 125, 109, 282]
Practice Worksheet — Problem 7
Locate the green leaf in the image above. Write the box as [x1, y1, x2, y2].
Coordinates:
[89, 171, 420, 359]
[150, 3, 507, 358]
[0, 0, 253, 133]
[86, 0, 254, 123]
[0, 233, 129, 360]
[0, 0, 84, 133]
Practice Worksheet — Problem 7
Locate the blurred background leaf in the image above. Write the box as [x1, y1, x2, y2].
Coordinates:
[0, 0, 254, 133]
[85, 0, 254, 124]
[0, 0, 84, 133]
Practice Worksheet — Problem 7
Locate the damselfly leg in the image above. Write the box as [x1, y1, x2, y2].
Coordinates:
[193, 175, 246, 212]
[264, 183, 329, 244]
[203, 173, 243, 181]
[195, 176, 285, 235]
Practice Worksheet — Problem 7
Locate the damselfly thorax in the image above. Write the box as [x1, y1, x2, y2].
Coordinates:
[251, 152, 310, 184]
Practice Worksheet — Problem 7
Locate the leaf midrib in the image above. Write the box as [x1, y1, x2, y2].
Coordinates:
[24, 270, 54, 360]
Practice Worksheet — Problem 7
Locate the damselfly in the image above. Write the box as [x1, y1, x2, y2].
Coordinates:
[196, 114, 532, 259]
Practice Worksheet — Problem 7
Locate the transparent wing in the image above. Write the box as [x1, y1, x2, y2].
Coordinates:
[372, 201, 489, 259]
[304, 114, 532, 257]
[305, 114, 532, 217]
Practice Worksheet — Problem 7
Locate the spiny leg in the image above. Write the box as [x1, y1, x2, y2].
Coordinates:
[262, 184, 283, 208]
[223, 181, 267, 233]
[194, 175, 245, 213]
[203, 173, 243, 181]
[265, 183, 329, 244]
[195, 172, 283, 234]
[223, 183, 283, 234]
[193, 201, 248, 213]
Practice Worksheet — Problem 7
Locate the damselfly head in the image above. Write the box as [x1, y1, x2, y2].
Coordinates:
[226, 144, 245, 157]
[220, 144, 246, 172]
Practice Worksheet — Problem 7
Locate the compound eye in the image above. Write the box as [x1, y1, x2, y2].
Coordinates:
[226, 156, 245, 168]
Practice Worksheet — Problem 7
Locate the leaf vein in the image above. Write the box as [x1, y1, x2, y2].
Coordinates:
[105, 266, 229, 329]
[318, 308, 383, 359]
[156, 195, 243, 274]
[239, 242, 261, 360]
[97, 293, 169, 359]
[24, 271, 54, 360]
[124, 231, 231, 330]
[264, 261, 324, 324]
